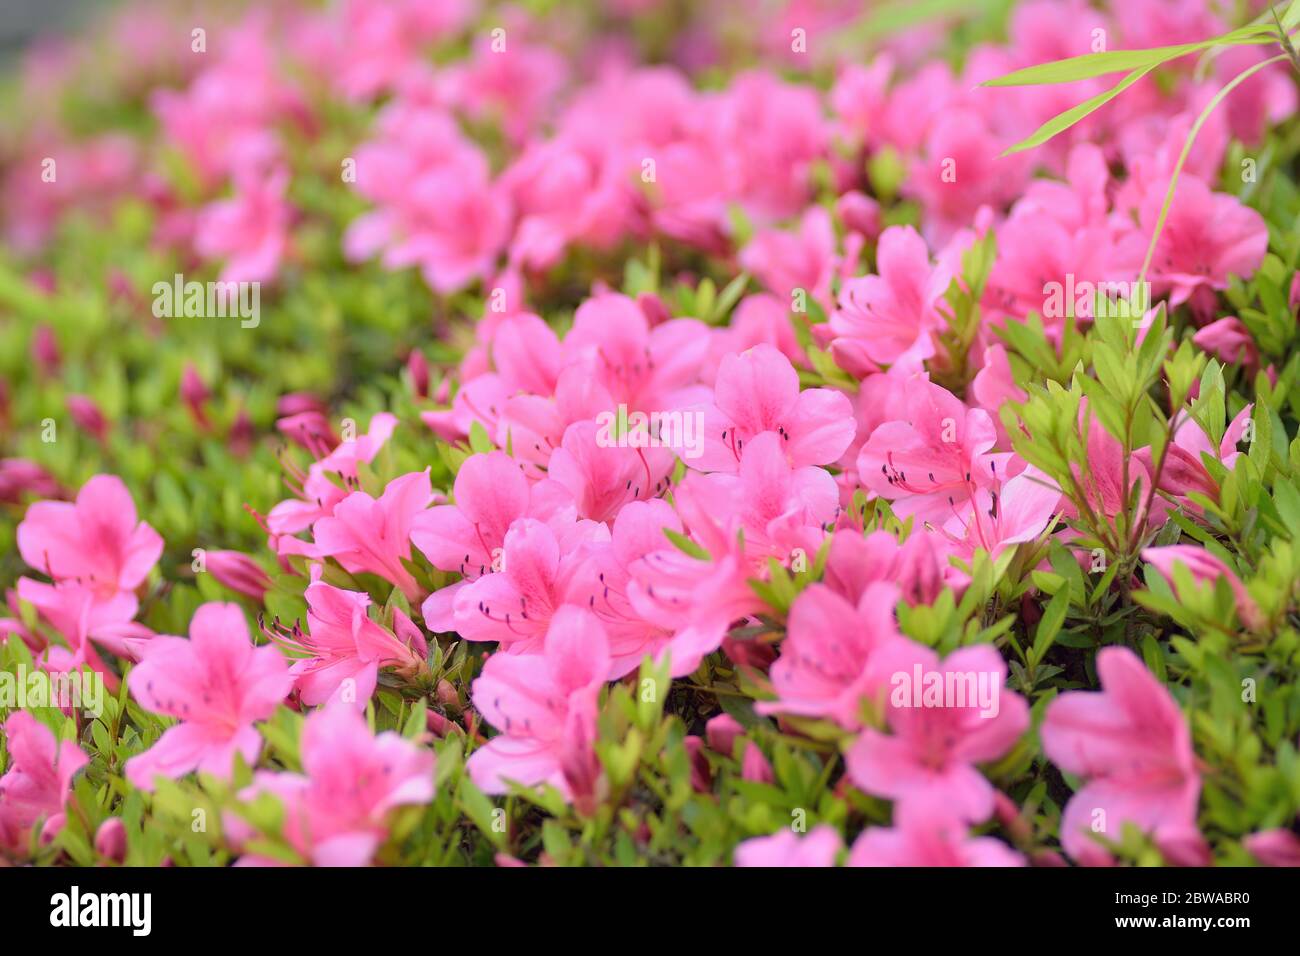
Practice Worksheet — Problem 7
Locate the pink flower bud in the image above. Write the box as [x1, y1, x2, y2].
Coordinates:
[181, 362, 211, 428]
[836, 191, 882, 241]
[1244, 828, 1300, 867]
[276, 392, 328, 418]
[67, 394, 109, 443]
[722, 633, 776, 670]
[276, 410, 339, 456]
[30, 269, 56, 294]
[426, 710, 460, 738]
[1192, 317, 1258, 372]
[705, 713, 744, 756]
[1142, 545, 1264, 631]
[32, 324, 61, 377]
[741, 741, 774, 783]
[229, 405, 254, 457]
[637, 291, 671, 327]
[407, 349, 430, 399]
[205, 550, 272, 600]
[94, 817, 128, 863]
[0, 458, 65, 504]
[683, 735, 711, 792]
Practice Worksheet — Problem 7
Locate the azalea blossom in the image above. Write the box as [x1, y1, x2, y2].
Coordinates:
[846, 642, 1029, 822]
[1040, 647, 1203, 865]
[229, 702, 434, 866]
[0, 711, 88, 855]
[466, 605, 609, 800]
[126, 603, 292, 789]
[734, 825, 843, 867]
[17, 474, 163, 599]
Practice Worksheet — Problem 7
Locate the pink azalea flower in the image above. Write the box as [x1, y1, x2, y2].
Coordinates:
[230, 703, 434, 866]
[1214, 44, 1298, 146]
[705, 294, 806, 379]
[906, 112, 1030, 245]
[848, 795, 1025, 867]
[1134, 173, 1268, 313]
[830, 58, 893, 149]
[857, 377, 1005, 527]
[946, 468, 1062, 563]
[548, 420, 677, 523]
[276, 410, 340, 457]
[693, 344, 854, 474]
[1069, 405, 1167, 527]
[970, 343, 1026, 441]
[448, 34, 568, 145]
[193, 165, 292, 284]
[1192, 318, 1259, 372]
[836, 191, 883, 242]
[125, 603, 292, 790]
[1001, 3, 1113, 168]
[830, 226, 950, 377]
[643, 138, 732, 254]
[846, 642, 1029, 823]
[619, 497, 760, 677]
[0, 711, 88, 855]
[270, 582, 426, 707]
[1041, 647, 1203, 865]
[1137, 405, 1251, 504]
[710, 71, 828, 224]
[467, 606, 609, 801]
[411, 450, 575, 581]
[12, 578, 146, 676]
[267, 412, 399, 538]
[93, 816, 127, 863]
[823, 528, 950, 607]
[344, 111, 511, 295]
[17, 474, 163, 598]
[1141, 544, 1264, 631]
[562, 292, 712, 414]
[985, 159, 1135, 330]
[735, 825, 843, 867]
[150, 19, 302, 186]
[313, 470, 434, 601]
[757, 582, 906, 729]
[741, 741, 775, 783]
[683, 431, 839, 563]
[330, 0, 471, 100]
[450, 518, 607, 653]
[501, 137, 635, 270]
[705, 713, 744, 756]
[739, 206, 839, 307]
[1114, 0, 1224, 48]
[490, 312, 566, 397]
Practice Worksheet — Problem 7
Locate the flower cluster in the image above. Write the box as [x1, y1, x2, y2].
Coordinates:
[2, 0, 1299, 868]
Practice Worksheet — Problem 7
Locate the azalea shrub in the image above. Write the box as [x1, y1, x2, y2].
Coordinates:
[2, 0, 1300, 869]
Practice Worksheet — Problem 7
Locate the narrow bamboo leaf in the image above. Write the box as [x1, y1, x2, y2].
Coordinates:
[1000, 64, 1157, 155]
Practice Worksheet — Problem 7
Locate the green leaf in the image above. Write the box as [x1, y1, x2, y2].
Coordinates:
[1000, 64, 1158, 155]
[1032, 588, 1070, 664]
